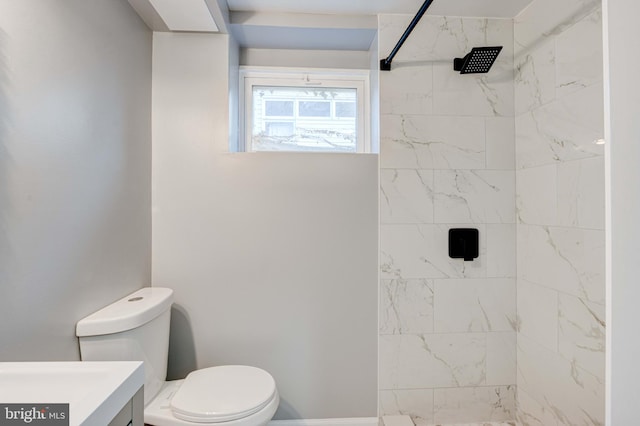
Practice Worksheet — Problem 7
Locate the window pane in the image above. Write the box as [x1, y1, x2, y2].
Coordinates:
[266, 122, 294, 137]
[298, 101, 330, 117]
[265, 100, 293, 117]
[252, 86, 357, 153]
[335, 102, 356, 118]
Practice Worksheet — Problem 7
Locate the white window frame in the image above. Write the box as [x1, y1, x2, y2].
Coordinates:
[239, 67, 371, 153]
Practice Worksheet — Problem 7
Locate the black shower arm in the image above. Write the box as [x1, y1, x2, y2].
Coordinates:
[380, 0, 436, 71]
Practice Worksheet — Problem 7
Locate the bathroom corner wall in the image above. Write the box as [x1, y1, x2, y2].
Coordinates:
[513, 0, 606, 424]
[0, 0, 152, 360]
[152, 32, 378, 420]
[378, 15, 516, 424]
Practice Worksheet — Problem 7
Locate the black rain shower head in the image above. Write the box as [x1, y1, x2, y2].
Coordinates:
[453, 46, 503, 74]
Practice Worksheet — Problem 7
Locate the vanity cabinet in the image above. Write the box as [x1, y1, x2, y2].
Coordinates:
[108, 387, 143, 426]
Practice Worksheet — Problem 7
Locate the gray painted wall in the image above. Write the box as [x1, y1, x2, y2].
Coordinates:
[152, 32, 378, 420]
[0, 0, 152, 360]
[240, 48, 371, 70]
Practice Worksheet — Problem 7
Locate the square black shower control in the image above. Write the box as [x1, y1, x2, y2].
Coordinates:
[449, 228, 479, 261]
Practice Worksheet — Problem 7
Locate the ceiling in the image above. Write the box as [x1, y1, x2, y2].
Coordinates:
[225, 0, 533, 51]
[132, 0, 534, 51]
[225, 0, 533, 19]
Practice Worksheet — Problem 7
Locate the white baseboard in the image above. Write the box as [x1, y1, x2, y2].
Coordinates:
[268, 418, 378, 426]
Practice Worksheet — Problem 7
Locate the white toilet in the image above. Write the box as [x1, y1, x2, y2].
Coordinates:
[76, 287, 279, 426]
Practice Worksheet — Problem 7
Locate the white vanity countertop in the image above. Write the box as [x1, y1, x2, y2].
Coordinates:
[0, 361, 143, 425]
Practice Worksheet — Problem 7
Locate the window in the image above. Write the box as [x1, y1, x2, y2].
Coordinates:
[335, 101, 356, 118]
[239, 68, 370, 153]
[298, 101, 331, 117]
[265, 100, 294, 117]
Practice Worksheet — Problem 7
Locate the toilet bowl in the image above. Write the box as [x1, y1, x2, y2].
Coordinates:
[76, 287, 279, 426]
[145, 368, 279, 426]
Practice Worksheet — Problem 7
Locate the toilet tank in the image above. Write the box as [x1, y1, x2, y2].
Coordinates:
[76, 287, 173, 405]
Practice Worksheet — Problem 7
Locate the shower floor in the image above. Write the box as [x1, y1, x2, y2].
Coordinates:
[433, 423, 516, 426]
[381, 416, 516, 426]
[429, 423, 516, 426]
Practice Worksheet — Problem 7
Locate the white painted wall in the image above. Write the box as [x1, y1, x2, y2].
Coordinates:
[603, 1, 640, 424]
[152, 32, 378, 420]
[0, 0, 152, 360]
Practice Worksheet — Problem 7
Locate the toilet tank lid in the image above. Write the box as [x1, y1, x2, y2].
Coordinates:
[76, 287, 174, 337]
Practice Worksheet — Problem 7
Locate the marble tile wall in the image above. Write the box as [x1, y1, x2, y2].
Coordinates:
[378, 14, 516, 425]
[514, 0, 605, 424]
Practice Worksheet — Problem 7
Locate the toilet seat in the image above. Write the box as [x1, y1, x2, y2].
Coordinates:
[144, 366, 279, 426]
[171, 366, 277, 423]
